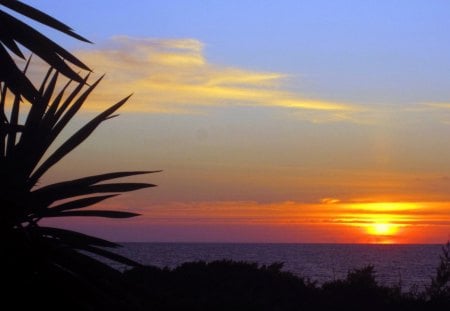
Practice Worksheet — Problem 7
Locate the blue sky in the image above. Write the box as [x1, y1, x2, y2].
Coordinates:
[22, 0, 450, 243]
[27, 0, 450, 106]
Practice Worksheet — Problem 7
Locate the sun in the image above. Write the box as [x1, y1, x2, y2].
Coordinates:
[367, 222, 398, 236]
[341, 201, 415, 242]
[365, 222, 402, 244]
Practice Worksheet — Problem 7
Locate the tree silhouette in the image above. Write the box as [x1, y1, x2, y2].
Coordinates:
[0, 1, 157, 309]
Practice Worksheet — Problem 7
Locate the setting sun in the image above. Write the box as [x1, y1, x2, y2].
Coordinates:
[367, 223, 398, 236]
[329, 201, 422, 243]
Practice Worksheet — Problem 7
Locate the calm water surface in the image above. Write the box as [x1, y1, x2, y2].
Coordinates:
[114, 243, 443, 290]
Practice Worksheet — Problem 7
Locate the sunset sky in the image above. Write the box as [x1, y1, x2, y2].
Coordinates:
[26, 0, 450, 243]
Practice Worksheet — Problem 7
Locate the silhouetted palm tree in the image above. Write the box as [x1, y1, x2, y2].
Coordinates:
[1, 69, 158, 309]
[0, 2, 157, 309]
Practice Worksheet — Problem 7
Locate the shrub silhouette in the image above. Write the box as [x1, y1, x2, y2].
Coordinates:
[123, 255, 449, 311]
[427, 241, 450, 303]
[320, 265, 402, 311]
[124, 260, 317, 311]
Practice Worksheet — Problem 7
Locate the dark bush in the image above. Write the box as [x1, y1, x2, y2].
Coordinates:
[122, 258, 449, 311]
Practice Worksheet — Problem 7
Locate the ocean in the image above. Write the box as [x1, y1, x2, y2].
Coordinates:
[114, 243, 444, 290]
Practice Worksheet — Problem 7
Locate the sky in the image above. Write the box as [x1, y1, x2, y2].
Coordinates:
[22, 0, 450, 243]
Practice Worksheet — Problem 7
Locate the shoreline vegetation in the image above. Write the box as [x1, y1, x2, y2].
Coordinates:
[5, 242, 449, 311]
[123, 253, 450, 311]
[122, 242, 450, 310]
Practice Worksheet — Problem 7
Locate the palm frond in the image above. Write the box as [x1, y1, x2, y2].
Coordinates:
[38, 226, 119, 248]
[44, 210, 140, 219]
[5, 70, 25, 155]
[0, 0, 90, 101]
[37, 226, 142, 267]
[32, 183, 156, 214]
[29, 94, 132, 185]
[49, 195, 119, 212]
[1, 66, 159, 268]
[35, 171, 160, 193]
[0, 0, 91, 43]
[0, 43, 38, 101]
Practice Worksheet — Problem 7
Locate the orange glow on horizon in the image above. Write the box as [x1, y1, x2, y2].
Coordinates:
[44, 198, 450, 244]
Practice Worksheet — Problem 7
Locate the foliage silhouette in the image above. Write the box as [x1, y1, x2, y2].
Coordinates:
[0, 70, 159, 310]
[0, 2, 158, 309]
[123, 260, 316, 311]
[427, 241, 450, 302]
[122, 255, 450, 311]
[0, 0, 90, 101]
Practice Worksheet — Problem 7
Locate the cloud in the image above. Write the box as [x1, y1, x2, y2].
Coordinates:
[423, 102, 450, 109]
[413, 102, 450, 124]
[320, 197, 341, 204]
[73, 36, 357, 119]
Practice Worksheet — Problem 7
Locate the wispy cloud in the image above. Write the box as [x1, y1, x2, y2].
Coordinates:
[423, 102, 450, 109]
[74, 36, 357, 119]
[412, 102, 450, 124]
